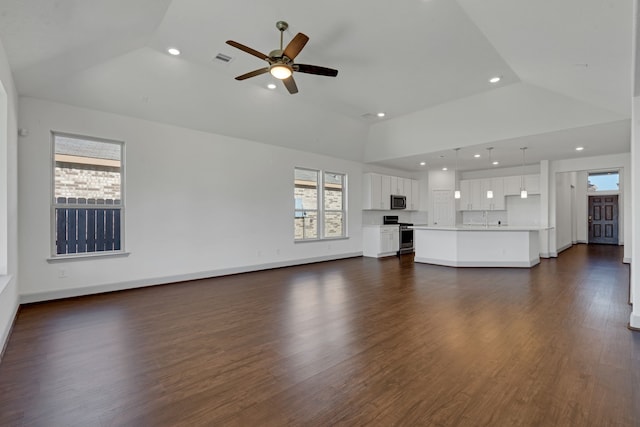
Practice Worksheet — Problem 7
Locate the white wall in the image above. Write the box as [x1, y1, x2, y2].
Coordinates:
[0, 37, 19, 356]
[575, 171, 589, 243]
[18, 97, 365, 301]
[461, 164, 540, 180]
[555, 172, 574, 252]
[631, 94, 640, 328]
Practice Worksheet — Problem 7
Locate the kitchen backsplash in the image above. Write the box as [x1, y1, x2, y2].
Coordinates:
[362, 210, 428, 225]
[462, 210, 508, 226]
[461, 194, 541, 226]
[362, 194, 539, 226]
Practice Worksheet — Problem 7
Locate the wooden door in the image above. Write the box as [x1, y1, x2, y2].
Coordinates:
[588, 195, 618, 244]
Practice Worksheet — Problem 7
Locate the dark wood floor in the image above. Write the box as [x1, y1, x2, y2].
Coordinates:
[0, 245, 638, 426]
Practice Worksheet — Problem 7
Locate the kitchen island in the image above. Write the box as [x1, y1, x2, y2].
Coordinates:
[411, 225, 545, 268]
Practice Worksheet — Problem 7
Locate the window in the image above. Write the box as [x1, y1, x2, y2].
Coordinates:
[323, 172, 345, 238]
[588, 171, 619, 192]
[294, 168, 319, 240]
[294, 168, 346, 241]
[52, 133, 124, 257]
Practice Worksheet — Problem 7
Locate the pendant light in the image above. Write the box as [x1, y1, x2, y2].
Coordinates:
[454, 148, 461, 199]
[486, 147, 494, 199]
[520, 147, 528, 198]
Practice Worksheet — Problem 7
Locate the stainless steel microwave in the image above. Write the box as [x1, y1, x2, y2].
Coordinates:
[390, 194, 406, 209]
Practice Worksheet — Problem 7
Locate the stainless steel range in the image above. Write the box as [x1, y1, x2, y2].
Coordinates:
[383, 215, 414, 255]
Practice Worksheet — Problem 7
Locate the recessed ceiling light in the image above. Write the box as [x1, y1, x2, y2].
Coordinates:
[576, 146, 584, 151]
[492, 161, 499, 165]
[267, 83, 277, 90]
[420, 161, 426, 166]
[377, 112, 386, 118]
[489, 76, 501, 83]
[474, 154, 481, 158]
[442, 167, 448, 171]
[167, 48, 181, 56]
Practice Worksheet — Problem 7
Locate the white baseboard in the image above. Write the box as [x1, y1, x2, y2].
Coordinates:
[0, 297, 19, 363]
[630, 312, 640, 331]
[557, 243, 572, 254]
[0, 275, 11, 295]
[414, 256, 539, 268]
[20, 252, 363, 304]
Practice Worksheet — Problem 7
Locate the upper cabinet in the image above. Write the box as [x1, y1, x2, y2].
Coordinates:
[459, 178, 505, 211]
[363, 173, 390, 210]
[390, 176, 403, 195]
[504, 174, 541, 196]
[484, 177, 505, 210]
[524, 174, 540, 194]
[363, 173, 420, 210]
[460, 174, 540, 210]
[459, 179, 482, 211]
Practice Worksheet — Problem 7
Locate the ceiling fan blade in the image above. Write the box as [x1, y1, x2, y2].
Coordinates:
[226, 40, 269, 61]
[282, 76, 299, 94]
[283, 33, 309, 60]
[234, 67, 270, 81]
[294, 64, 338, 77]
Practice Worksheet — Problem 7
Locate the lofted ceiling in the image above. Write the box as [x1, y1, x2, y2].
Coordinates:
[0, 0, 632, 171]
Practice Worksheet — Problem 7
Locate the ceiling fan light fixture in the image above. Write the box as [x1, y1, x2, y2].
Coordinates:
[270, 63, 293, 80]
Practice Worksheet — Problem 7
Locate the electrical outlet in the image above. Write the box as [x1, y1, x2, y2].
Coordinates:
[58, 268, 67, 278]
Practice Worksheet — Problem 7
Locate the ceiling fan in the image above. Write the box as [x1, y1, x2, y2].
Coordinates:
[226, 21, 338, 94]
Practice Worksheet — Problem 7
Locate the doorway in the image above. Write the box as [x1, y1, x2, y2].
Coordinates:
[588, 195, 618, 244]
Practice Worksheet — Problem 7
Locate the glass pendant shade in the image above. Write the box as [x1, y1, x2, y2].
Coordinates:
[270, 64, 292, 79]
[453, 148, 461, 200]
[485, 147, 494, 198]
[520, 147, 528, 199]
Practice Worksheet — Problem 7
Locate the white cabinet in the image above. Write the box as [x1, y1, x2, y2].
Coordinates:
[363, 173, 391, 210]
[525, 174, 540, 194]
[504, 175, 522, 196]
[390, 176, 404, 195]
[483, 177, 505, 210]
[363, 225, 399, 257]
[363, 173, 420, 210]
[381, 227, 400, 255]
[460, 179, 483, 210]
[459, 178, 505, 211]
[504, 174, 541, 196]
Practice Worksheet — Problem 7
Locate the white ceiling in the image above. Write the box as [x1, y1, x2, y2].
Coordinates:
[0, 0, 632, 170]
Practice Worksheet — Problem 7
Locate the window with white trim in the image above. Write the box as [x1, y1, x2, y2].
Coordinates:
[294, 168, 346, 241]
[52, 133, 124, 257]
[588, 171, 619, 192]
